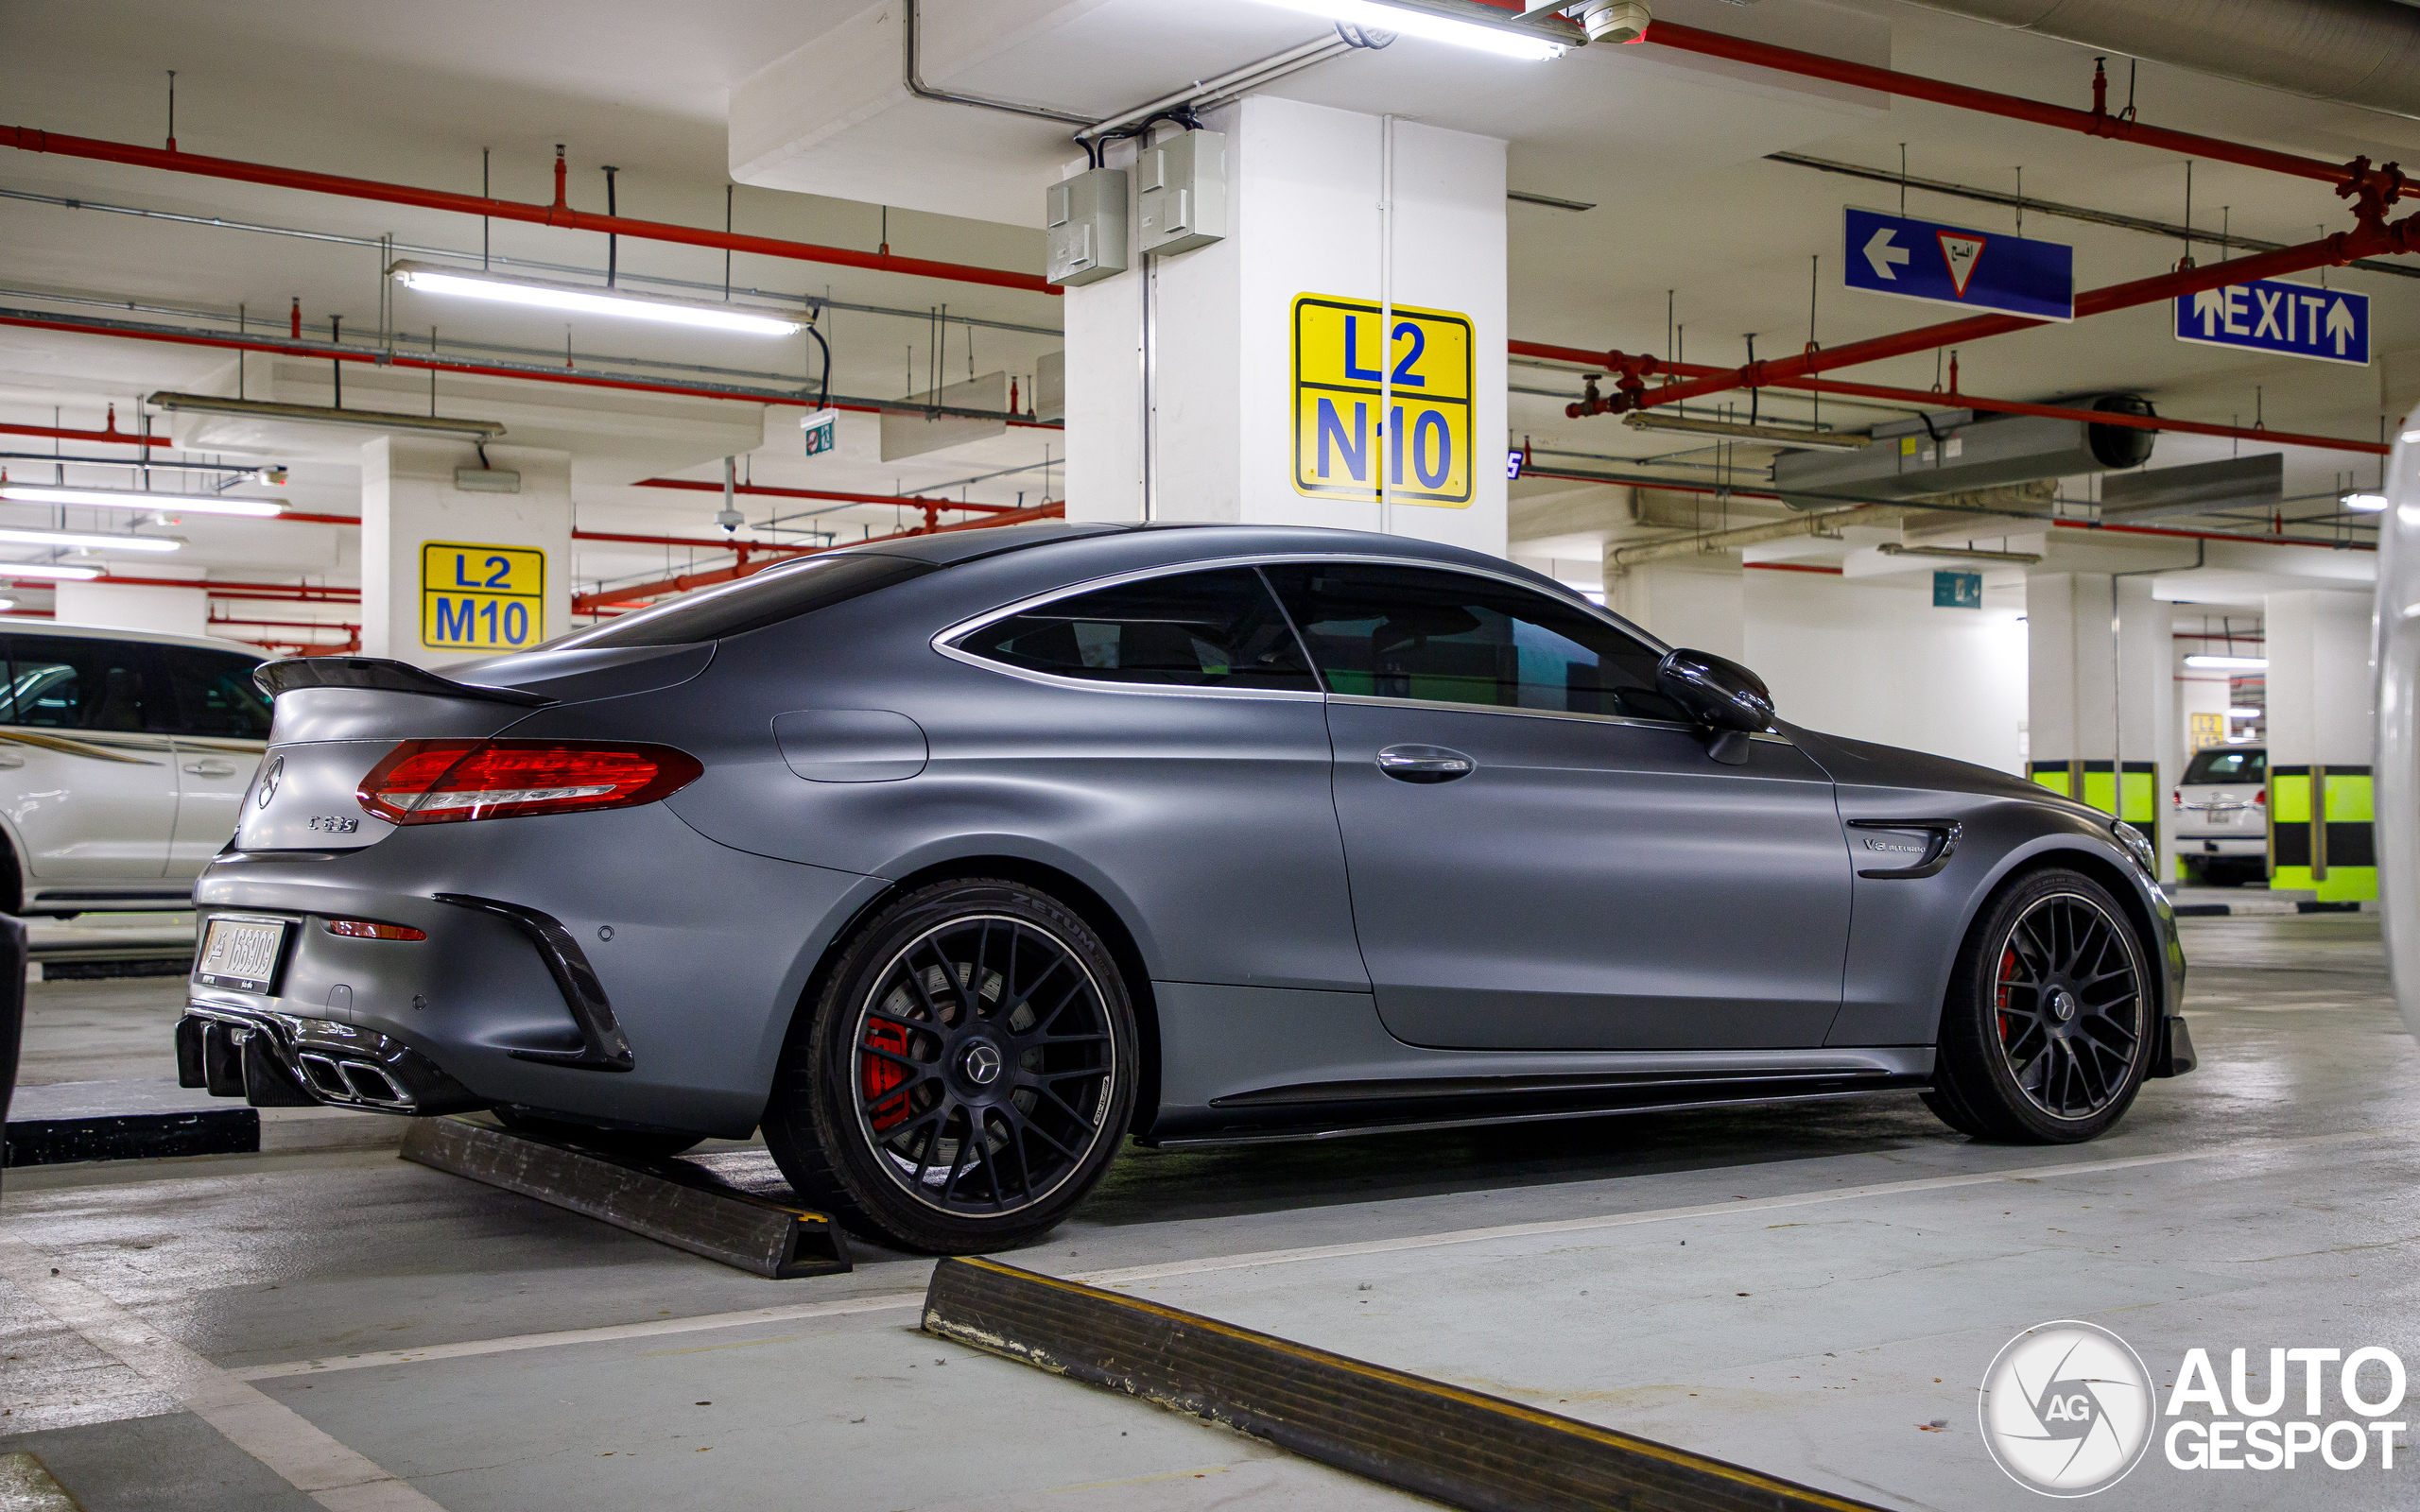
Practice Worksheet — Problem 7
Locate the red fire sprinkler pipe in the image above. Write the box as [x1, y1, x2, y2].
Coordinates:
[1512, 340, 2390, 456]
[0, 126, 1059, 298]
[1642, 20, 2407, 203]
[573, 501, 1064, 613]
[1571, 216, 2420, 418]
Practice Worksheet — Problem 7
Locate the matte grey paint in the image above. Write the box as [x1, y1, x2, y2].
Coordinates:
[196, 523, 2185, 1145]
[773, 709, 929, 782]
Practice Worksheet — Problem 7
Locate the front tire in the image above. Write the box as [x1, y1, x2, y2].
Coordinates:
[1927, 868, 2155, 1143]
[764, 878, 1138, 1254]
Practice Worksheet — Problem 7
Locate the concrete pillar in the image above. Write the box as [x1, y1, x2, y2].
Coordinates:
[2264, 589, 2375, 901]
[1063, 94, 1507, 558]
[360, 438, 570, 669]
[1607, 558, 1744, 663]
[54, 576, 209, 639]
[2026, 572, 2166, 846]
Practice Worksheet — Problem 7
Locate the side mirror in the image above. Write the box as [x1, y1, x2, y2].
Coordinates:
[1654, 648, 1775, 765]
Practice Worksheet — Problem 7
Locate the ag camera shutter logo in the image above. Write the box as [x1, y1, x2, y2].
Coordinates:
[1981, 1320, 2156, 1496]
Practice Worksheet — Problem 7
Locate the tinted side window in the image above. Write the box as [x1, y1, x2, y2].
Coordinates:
[0, 636, 152, 731]
[1263, 563, 1686, 721]
[957, 568, 1317, 691]
[163, 646, 270, 738]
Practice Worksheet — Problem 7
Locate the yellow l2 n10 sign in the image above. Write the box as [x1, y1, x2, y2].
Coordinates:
[422, 541, 544, 652]
[1291, 293, 1473, 507]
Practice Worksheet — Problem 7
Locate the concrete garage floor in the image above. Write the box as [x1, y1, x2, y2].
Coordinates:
[2, 914, 2413, 1511]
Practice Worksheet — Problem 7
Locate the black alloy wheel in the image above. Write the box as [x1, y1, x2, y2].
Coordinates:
[765, 878, 1136, 1254]
[1926, 868, 2154, 1143]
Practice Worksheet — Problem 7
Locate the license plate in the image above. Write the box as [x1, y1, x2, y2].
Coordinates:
[195, 916, 288, 993]
[2208, 809, 2238, 826]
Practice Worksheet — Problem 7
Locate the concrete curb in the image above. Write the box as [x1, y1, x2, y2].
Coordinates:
[921, 1255, 1888, 1512]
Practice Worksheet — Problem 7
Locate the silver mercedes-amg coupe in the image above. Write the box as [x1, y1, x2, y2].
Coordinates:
[182, 523, 2191, 1253]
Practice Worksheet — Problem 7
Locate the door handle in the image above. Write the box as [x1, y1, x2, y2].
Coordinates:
[1376, 745, 1476, 783]
[183, 760, 241, 778]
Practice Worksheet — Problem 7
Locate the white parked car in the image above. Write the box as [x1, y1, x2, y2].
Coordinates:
[0, 623, 268, 916]
[2173, 744, 2266, 886]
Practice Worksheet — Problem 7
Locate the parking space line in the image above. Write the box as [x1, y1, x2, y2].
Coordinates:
[229, 1128, 2379, 1383]
[0, 1237, 444, 1512]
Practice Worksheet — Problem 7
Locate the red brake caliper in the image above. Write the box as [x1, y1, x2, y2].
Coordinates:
[862, 1023, 911, 1131]
[1996, 946, 2019, 1045]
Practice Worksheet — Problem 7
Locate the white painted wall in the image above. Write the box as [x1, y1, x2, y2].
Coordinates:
[1745, 572, 2029, 775]
[360, 437, 572, 669]
[1067, 94, 1508, 557]
[53, 579, 210, 640]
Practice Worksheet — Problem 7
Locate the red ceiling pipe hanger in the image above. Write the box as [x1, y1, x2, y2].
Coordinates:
[1512, 340, 2389, 456]
[0, 126, 1056, 298]
[1642, 20, 2407, 203]
[0, 418, 168, 449]
[574, 500, 1063, 613]
[632, 477, 1025, 513]
[1568, 215, 2420, 417]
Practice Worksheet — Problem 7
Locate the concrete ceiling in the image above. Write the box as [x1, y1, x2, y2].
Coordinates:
[0, 0, 2408, 640]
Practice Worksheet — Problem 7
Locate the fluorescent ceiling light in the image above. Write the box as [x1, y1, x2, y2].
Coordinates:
[0, 562, 103, 581]
[0, 484, 284, 519]
[1876, 542, 2043, 565]
[2343, 491, 2389, 512]
[0, 526, 182, 553]
[391, 261, 804, 336]
[2227, 707, 2264, 717]
[1623, 412, 1872, 452]
[1253, 1, 1568, 60]
[148, 391, 506, 441]
[2186, 654, 2268, 670]
[0, 598, 15, 611]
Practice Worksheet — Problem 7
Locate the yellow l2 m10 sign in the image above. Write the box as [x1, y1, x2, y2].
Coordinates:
[1291, 293, 1474, 507]
[422, 541, 544, 652]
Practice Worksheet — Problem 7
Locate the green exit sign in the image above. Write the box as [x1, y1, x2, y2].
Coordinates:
[801, 407, 838, 457]
[1933, 570, 1982, 610]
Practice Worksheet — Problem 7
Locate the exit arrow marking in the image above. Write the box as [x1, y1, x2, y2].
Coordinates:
[2326, 299, 2357, 355]
[1863, 227, 1910, 281]
[2193, 288, 2226, 337]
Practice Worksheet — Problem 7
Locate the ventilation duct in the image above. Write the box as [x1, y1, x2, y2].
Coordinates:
[1897, 1, 2420, 122]
[1772, 397, 2155, 511]
[2097, 453, 2284, 522]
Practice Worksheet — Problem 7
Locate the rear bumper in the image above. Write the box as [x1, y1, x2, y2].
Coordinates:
[189, 803, 881, 1138]
[2178, 835, 2266, 858]
[178, 1002, 483, 1113]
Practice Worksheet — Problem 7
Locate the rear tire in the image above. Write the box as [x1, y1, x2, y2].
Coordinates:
[1927, 867, 2155, 1144]
[763, 878, 1137, 1255]
[491, 1108, 704, 1161]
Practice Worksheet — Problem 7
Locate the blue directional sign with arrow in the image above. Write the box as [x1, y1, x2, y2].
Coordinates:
[2174, 277, 2368, 367]
[1841, 207, 2074, 321]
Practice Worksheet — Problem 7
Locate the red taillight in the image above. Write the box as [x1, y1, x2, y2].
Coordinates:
[2256, 788, 2268, 806]
[326, 919, 426, 940]
[357, 739, 703, 825]
[2171, 788, 2182, 809]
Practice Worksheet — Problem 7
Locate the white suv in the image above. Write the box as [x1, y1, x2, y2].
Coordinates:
[2173, 745, 2266, 886]
[0, 623, 268, 916]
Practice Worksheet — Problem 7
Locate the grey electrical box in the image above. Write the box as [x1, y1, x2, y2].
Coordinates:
[1046, 168, 1128, 287]
[1138, 129, 1226, 257]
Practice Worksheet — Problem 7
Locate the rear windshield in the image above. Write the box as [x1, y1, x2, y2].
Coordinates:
[2183, 747, 2265, 784]
[546, 553, 929, 648]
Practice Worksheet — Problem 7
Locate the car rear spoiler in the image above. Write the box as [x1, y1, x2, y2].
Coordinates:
[254, 656, 556, 708]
